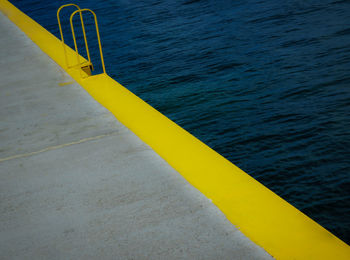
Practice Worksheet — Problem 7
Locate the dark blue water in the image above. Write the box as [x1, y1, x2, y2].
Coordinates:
[11, 0, 350, 243]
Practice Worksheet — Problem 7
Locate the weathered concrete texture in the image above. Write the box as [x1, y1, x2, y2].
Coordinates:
[0, 12, 273, 259]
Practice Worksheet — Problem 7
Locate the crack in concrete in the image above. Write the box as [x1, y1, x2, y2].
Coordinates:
[0, 132, 118, 163]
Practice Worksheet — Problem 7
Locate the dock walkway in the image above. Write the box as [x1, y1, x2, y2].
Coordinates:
[0, 12, 272, 259]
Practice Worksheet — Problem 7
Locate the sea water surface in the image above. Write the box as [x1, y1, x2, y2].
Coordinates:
[10, 0, 350, 243]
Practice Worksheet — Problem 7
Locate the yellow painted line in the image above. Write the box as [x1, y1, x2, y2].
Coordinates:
[1, 1, 349, 259]
[58, 80, 75, 86]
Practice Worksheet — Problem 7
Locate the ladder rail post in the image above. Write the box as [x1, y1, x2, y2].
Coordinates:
[91, 10, 106, 74]
[69, 11, 83, 77]
[79, 12, 92, 66]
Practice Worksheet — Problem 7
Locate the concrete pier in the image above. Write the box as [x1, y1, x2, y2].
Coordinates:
[0, 11, 273, 259]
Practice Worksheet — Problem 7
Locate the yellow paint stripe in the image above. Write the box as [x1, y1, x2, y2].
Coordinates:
[58, 80, 75, 86]
[1, 1, 349, 259]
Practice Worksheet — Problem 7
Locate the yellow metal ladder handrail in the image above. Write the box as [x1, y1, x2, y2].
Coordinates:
[70, 8, 106, 77]
[57, 4, 91, 70]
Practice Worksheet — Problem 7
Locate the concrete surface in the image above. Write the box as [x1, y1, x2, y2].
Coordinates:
[0, 12, 273, 259]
